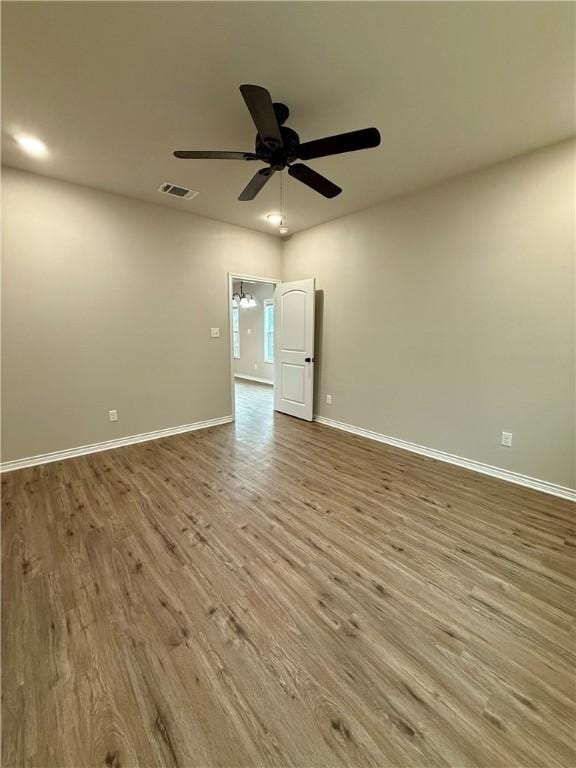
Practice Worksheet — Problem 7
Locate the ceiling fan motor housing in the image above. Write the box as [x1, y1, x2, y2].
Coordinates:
[255, 111, 300, 170]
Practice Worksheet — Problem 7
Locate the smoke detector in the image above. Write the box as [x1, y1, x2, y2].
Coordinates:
[158, 182, 199, 200]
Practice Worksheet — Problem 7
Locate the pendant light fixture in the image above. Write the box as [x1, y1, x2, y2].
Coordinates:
[232, 281, 257, 309]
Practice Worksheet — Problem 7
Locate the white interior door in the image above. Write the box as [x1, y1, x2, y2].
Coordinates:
[274, 278, 315, 421]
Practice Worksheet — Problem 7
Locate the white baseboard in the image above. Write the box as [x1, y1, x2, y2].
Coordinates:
[234, 374, 274, 386]
[3, 409, 572, 502]
[0, 415, 234, 473]
[314, 415, 575, 502]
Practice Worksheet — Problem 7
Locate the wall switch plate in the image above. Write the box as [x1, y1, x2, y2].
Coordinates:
[108, 409, 118, 422]
[326, 394, 333, 405]
[254, 363, 258, 370]
[210, 327, 220, 338]
[501, 431, 513, 447]
[247, 328, 252, 335]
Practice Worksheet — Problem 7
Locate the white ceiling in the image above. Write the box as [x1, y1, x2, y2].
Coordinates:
[2, 1, 574, 236]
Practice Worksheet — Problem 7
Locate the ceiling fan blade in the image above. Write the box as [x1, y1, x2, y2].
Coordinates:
[288, 164, 342, 198]
[297, 127, 380, 161]
[238, 167, 276, 201]
[239, 84, 283, 150]
[173, 150, 260, 160]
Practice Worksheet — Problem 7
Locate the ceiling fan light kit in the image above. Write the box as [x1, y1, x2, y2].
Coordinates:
[173, 84, 381, 203]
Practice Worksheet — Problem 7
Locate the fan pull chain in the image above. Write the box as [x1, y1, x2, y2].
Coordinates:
[280, 172, 287, 233]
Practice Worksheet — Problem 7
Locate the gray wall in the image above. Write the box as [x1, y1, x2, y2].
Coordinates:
[283, 140, 575, 488]
[1, 168, 282, 461]
[3, 141, 574, 489]
[233, 281, 275, 383]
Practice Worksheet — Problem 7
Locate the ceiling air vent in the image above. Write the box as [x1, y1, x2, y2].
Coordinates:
[158, 182, 199, 200]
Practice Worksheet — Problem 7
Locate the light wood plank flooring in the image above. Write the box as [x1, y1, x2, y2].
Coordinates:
[2, 380, 575, 767]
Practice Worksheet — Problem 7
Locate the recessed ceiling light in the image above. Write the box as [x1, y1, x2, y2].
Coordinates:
[267, 213, 283, 226]
[15, 135, 48, 157]
[279, 227, 289, 235]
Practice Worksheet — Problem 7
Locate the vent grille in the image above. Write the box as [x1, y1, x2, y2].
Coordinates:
[158, 182, 199, 200]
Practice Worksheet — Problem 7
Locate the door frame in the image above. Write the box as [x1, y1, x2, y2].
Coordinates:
[228, 272, 281, 421]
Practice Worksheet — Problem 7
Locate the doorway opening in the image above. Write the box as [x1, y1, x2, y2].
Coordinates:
[228, 273, 280, 423]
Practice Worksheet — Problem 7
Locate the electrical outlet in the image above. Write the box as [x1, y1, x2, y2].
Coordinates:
[210, 327, 220, 338]
[326, 394, 333, 405]
[501, 431, 513, 447]
[254, 363, 258, 370]
[247, 328, 252, 335]
[108, 409, 118, 422]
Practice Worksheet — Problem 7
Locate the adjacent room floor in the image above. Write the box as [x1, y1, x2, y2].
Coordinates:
[2, 381, 574, 767]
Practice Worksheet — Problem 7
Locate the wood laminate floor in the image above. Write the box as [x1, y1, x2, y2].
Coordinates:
[2, 380, 575, 767]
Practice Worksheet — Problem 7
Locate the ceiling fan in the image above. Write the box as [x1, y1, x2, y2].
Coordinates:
[173, 84, 381, 201]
